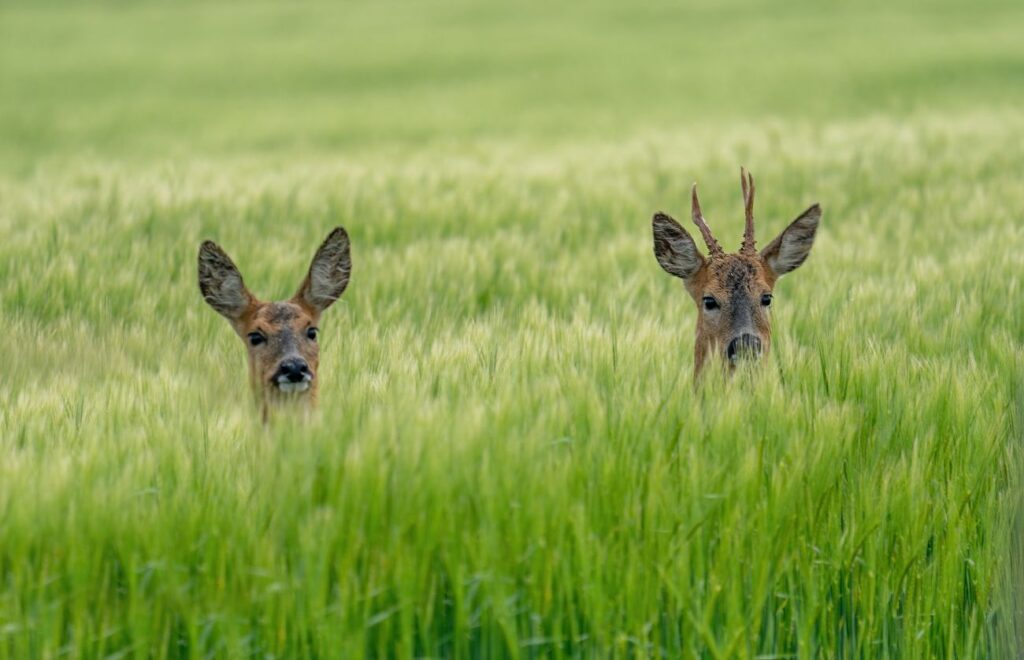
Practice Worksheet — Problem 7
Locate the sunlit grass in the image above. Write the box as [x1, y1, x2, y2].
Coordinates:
[2, 115, 1021, 656]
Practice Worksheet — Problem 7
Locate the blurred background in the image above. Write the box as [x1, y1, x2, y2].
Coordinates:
[2, 0, 1023, 169]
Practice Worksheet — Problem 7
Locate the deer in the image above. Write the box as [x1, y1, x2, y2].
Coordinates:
[652, 168, 820, 379]
[198, 227, 351, 419]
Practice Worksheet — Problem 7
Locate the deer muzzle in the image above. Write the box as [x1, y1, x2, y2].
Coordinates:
[726, 334, 763, 364]
[272, 358, 313, 393]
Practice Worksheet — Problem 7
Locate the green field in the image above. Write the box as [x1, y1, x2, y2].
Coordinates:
[2, 0, 1023, 657]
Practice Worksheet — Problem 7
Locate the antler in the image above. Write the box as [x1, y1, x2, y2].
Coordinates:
[740, 166, 756, 255]
[691, 182, 724, 257]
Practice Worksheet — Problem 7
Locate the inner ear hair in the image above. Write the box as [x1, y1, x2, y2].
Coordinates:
[653, 212, 705, 280]
[198, 240, 254, 321]
[761, 204, 820, 276]
[295, 226, 352, 313]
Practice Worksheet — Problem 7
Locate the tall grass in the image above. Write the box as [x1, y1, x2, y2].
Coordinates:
[1, 0, 1023, 656]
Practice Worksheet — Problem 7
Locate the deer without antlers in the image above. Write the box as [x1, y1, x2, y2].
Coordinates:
[652, 168, 821, 378]
[198, 227, 352, 419]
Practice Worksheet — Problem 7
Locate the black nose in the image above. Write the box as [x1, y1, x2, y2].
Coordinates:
[727, 334, 762, 361]
[276, 358, 311, 383]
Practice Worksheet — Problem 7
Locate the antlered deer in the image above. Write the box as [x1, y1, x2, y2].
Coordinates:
[652, 169, 820, 378]
[198, 227, 351, 418]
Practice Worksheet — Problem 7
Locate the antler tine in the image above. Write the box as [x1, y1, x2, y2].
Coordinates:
[691, 182, 724, 257]
[740, 167, 757, 255]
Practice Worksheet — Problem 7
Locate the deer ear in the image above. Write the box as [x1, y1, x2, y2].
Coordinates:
[653, 212, 704, 280]
[198, 240, 255, 321]
[761, 204, 821, 277]
[294, 226, 352, 314]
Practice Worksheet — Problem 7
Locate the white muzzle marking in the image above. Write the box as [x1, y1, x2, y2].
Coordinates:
[275, 374, 312, 394]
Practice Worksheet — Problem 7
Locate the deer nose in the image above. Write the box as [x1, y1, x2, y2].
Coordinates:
[727, 334, 762, 362]
[275, 358, 312, 383]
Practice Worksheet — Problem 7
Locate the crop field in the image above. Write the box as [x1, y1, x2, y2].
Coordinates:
[2, 0, 1024, 657]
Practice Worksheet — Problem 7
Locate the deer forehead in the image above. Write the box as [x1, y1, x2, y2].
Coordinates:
[249, 302, 316, 331]
[697, 255, 774, 300]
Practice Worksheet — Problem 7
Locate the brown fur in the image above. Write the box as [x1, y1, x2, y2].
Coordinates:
[238, 302, 322, 408]
[198, 227, 351, 420]
[683, 253, 776, 376]
[652, 170, 821, 379]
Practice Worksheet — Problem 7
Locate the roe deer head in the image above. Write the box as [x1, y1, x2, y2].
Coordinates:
[198, 227, 351, 417]
[652, 169, 820, 378]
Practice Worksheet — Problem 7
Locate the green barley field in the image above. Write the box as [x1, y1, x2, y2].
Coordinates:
[2, 0, 1023, 656]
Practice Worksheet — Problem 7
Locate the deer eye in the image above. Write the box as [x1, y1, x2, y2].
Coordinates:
[702, 296, 719, 311]
[306, 327, 318, 341]
[248, 332, 266, 346]
[761, 294, 773, 307]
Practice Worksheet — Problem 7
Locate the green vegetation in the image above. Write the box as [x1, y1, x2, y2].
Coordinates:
[2, 0, 1022, 656]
